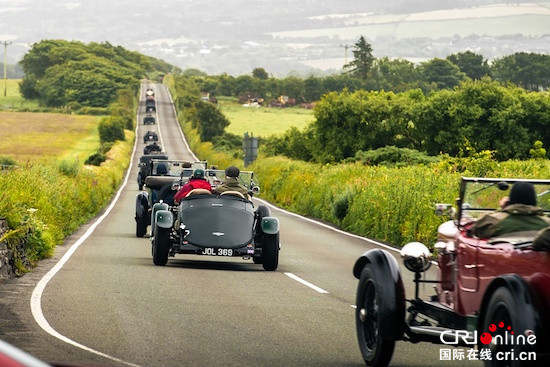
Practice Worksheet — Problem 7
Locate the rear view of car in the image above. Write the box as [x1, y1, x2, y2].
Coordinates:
[149, 167, 280, 271]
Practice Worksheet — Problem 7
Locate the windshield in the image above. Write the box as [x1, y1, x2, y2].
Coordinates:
[205, 169, 257, 190]
[461, 178, 550, 221]
[151, 160, 207, 177]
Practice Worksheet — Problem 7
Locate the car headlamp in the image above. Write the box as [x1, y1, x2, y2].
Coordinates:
[400, 242, 432, 273]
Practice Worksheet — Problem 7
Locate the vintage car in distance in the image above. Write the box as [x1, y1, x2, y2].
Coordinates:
[143, 142, 162, 155]
[135, 160, 206, 237]
[136, 153, 169, 190]
[149, 167, 280, 271]
[143, 114, 155, 125]
[143, 130, 158, 143]
[353, 177, 550, 367]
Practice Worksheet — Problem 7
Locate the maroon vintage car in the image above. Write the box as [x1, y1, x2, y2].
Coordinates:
[353, 177, 550, 367]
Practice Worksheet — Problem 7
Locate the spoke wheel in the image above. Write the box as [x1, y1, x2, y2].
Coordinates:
[356, 265, 395, 367]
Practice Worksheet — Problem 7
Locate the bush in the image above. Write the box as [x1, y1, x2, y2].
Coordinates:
[85, 153, 107, 166]
[211, 132, 242, 151]
[76, 106, 110, 116]
[0, 135, 133, 275]
[57, 158, 80, 177]
[0, 156, 17, 166]
[98, 116, 125, 143]
[352, 146, 438, 167]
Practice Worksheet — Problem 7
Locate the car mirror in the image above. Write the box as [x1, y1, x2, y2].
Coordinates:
[435, 203, 455, 218]
[250, 186, 260, 195]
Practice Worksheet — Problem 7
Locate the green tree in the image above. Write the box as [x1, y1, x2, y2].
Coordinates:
[98, 116, 125, 143]
[447, 51, 490, 80]
[343, 36, 375, 80]
[18, 39, 162, 108]
[182, 68, 208, 77]
[415, 79, 533, 160]
[252, 67, 269, 80]
[311, 89, 403, 163]
[529, 141, 546, 159]
[215, 73, 236, 97]
[303, 75, 323, 102]
[196, 102, 230, 141]
[419, 58, 467, 90]
[371, 57, 421, 92]
[491, 52, 550, 91]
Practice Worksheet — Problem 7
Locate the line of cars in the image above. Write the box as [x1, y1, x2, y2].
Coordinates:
[134, 156, 280, 271]
[136, 86, 280, 271]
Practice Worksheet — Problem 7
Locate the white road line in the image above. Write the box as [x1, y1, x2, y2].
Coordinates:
[284, 272, 329, 294]
[152, 85, 165, 148]
[29, 88, 143, 367]
[164, 84, 198, 161]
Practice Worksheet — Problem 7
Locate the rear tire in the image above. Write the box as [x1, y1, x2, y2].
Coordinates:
[254, 205, 270, 239]
[481, 286, 537, 367]
[152, 225, 170, 266]
[261, 233, 279, 271]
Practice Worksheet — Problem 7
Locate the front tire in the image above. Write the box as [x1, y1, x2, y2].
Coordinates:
[136, 218, 147, 237]
[152, 225, 170, 266]
[137, 173, 143, 191]
[356, 264, 396, 367]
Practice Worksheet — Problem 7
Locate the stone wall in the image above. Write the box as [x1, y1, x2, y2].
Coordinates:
[0, 219, 15, 279]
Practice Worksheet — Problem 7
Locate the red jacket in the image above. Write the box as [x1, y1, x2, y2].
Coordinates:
[174, 178, 212, 203]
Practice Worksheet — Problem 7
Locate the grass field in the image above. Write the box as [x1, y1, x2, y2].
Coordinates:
[218, 101, 314, 137]
[272, 2, 550, 40]
[0, 111, 100, 162]
[0, 79, 39, 109]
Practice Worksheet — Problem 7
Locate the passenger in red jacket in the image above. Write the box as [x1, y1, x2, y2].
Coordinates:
[174, 169, 212, 204]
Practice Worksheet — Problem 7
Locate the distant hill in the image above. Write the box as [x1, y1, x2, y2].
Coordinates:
[0, 0, 548, 76]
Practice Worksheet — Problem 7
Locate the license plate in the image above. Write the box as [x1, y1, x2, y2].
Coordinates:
[201, 248, 233, 256]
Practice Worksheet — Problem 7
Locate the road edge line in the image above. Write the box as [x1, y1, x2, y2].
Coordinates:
[29, 86, 144, 367]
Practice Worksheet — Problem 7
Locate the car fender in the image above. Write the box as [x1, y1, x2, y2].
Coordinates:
[151, 202, 169, 229]
[353, 248, 406, 340]
[261, 216, 279, 235]
[478, 274, 539, 336]
[155, 210, 173, 229]
[135, 192, 149, 221]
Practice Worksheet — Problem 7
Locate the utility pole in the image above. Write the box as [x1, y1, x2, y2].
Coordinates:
[340, 44, 350, 66]
[2, 41, 12, 97]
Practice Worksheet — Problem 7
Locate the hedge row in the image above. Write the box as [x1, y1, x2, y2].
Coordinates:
[0, 131, 133, 275]
[249, 156, 550, 247]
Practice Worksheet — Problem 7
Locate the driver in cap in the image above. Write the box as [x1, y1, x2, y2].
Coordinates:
[212, 166, 249, 197]
[472, 181, 550, 238]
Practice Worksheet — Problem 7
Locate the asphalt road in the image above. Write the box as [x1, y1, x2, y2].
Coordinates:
[0, 83, 481, 367]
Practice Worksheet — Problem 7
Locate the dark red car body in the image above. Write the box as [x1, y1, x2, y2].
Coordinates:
[353, 177, 550, 366]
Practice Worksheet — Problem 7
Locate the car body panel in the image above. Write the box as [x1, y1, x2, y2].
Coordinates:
[179, 195, 254, 248]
